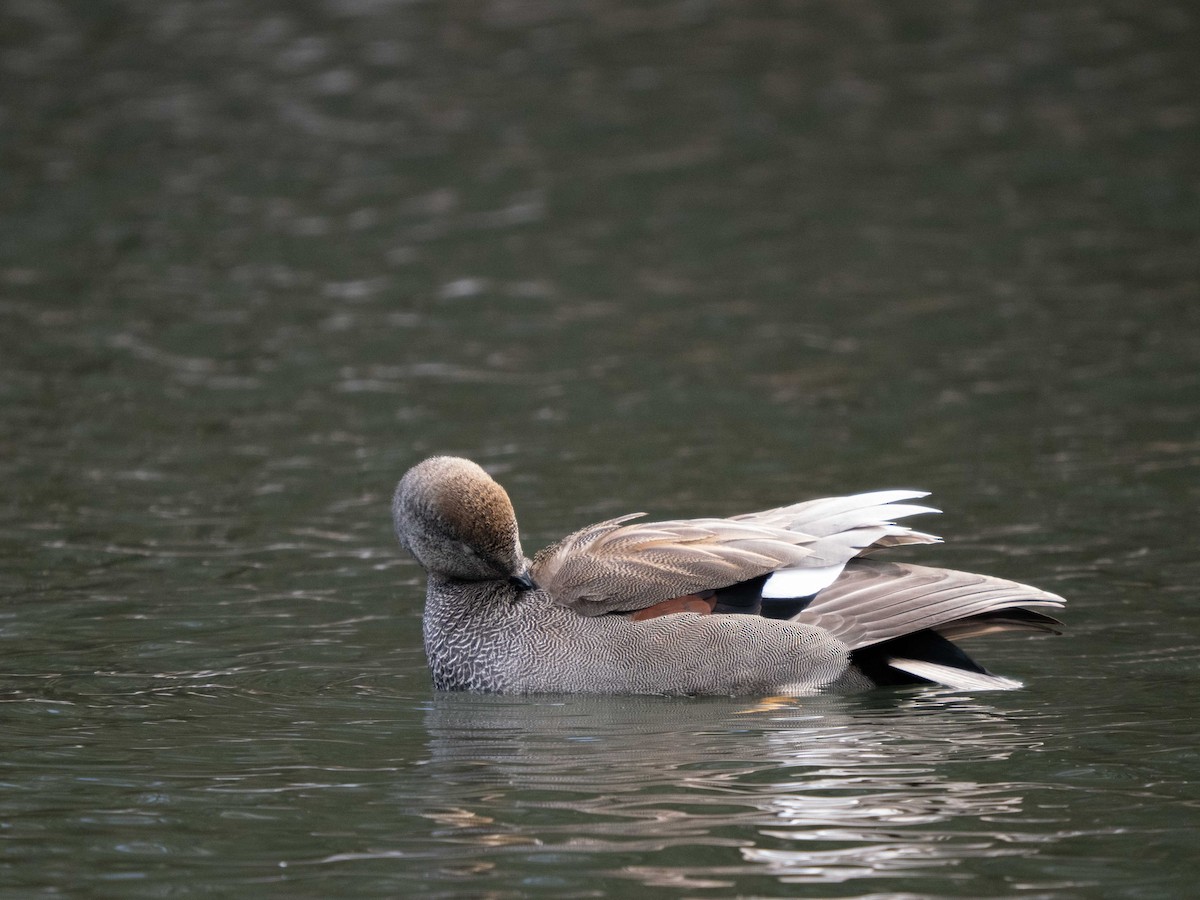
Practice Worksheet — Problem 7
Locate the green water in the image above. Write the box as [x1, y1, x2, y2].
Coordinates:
[2, 1, 1198, 896]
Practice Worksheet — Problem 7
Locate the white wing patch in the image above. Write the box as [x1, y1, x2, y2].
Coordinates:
[762, 562, 848, 599]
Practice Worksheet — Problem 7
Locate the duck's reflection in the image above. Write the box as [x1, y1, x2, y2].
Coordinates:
[417, 691, 1056, 889]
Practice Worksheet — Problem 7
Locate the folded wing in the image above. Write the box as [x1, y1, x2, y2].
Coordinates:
[794, 558, 1066, 650]
[532, 491, 941, 616]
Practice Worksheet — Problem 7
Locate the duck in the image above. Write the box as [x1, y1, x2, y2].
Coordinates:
[392, 456, 1065, 695]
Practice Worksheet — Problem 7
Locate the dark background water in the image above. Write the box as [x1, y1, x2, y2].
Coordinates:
[2, 1, 1198, 896]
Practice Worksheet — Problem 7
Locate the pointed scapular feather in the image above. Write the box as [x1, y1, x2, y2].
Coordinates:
[732, 490, 935, 532]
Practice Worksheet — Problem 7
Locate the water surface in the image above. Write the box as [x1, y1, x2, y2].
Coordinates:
[2, 1, 1198, 896]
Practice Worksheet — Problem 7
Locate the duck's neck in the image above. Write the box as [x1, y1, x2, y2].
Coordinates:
[425, 574, 516, 614]
[422, 575, 522, 692]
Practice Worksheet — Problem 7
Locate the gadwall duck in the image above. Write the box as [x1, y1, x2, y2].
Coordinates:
[393, 457, 1065, 695]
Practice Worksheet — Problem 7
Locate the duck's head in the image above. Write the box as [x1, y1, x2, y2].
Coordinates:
[392, 456, 537, 590]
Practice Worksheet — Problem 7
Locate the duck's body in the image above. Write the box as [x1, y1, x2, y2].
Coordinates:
[421, 575, 857, 694]
[393, 457, 1065, 696]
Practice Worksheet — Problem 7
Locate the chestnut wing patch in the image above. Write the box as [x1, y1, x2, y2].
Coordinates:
[628, 592, 717, 621]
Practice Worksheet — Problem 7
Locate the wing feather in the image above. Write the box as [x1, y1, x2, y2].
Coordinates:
[532, 492, 943, 616]
[796, 558, 1066, 650]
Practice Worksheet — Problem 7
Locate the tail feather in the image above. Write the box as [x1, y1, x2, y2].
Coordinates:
[886, 658, 1024, 691]
[794, 558, 1065, 690]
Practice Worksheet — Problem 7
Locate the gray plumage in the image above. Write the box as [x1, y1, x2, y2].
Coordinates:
[393, 456, 1066, 696]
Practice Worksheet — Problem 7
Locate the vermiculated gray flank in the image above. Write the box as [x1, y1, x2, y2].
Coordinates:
[393, 456, 1066, 696]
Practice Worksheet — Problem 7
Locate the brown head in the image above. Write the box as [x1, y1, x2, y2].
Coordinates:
[392, 456, 536, 588]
